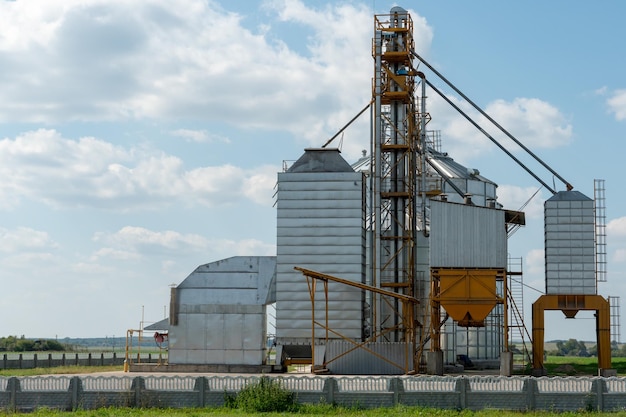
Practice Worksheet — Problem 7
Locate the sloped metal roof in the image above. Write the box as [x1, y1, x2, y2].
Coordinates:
[351, 148, 497, 185]
[288, 148, 355, 173]
[546, 190, 592, 201]
[144, 318, 169, 331]
[427, 149, 497, 185]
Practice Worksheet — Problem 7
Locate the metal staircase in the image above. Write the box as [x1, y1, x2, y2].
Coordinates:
[507, 256, 532, 370]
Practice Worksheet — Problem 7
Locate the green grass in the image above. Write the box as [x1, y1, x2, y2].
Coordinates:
[539, 355, 626, 376]
[225, 376, 298, 413]
[0, 365, 122, 377]
[526, 356, 626, 376]
[0, 407, 625, 417]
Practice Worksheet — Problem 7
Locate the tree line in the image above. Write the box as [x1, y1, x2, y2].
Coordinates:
[546, 338, 626, 357]
[0, 336, 66, 352]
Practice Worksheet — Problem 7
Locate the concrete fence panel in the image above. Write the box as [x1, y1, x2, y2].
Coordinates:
[1, 374, 626, 412]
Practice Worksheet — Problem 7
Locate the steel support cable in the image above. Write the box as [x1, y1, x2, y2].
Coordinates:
[507, 186, 544, 238]
[411, 50, 573, 193]
[425, 78, 557, 195]
[322, 100, 374, 148]
[509, 276, 544, 295]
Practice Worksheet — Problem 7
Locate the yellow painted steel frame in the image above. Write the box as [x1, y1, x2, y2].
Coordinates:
[295, 267, 420, 373]
[430, 268, 507, 352]
[532, 294, 612, 373]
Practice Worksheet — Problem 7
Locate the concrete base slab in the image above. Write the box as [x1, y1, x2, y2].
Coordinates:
[600, 368, 617, 377]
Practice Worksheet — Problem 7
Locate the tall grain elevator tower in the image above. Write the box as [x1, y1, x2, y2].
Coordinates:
[371, 6, 418, 347]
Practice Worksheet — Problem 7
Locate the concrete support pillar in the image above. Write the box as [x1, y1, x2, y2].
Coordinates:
[499, 351, 513, 376]
[426, 350, 443, 375]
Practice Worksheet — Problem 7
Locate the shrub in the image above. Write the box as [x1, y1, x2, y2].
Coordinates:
[225, 376, 298, 413]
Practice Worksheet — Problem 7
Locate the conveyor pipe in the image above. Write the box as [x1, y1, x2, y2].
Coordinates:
[411, 50, 573, 193]
[425, 78, 558, 195]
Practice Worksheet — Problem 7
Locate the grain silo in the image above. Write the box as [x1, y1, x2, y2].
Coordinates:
[544, 191, 596, 295]
[531, 189, 614, 376]
[274, 148, 366, 369]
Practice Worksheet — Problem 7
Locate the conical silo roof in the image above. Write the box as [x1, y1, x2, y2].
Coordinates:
[288, 148, 355, 173]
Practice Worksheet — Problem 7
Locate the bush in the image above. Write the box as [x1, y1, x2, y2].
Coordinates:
[225, 376, 298, 413]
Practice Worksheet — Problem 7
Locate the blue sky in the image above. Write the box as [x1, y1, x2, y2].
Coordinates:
[1, 0, 625, 342]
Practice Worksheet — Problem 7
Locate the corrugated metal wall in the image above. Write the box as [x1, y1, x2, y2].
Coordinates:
[276, 171, 366, 341]
[441, 179, 497, 206]
[169, 256, 275, 365]
[325, 341, 412, 374]
[429, 200, 507, 268]
[545, 191, 596, 295]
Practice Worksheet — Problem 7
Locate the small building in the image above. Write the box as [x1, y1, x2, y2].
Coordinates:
[166, 256, 276, 371]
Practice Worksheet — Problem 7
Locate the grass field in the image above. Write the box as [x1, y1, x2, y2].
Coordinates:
[0, 365, 122, 377]
[541, 355, 626, 376]
[1, 406, 626, 417]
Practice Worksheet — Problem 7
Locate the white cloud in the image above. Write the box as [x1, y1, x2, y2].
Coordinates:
[607, 89, 626, 121]
[0, 227, 58, 253]
[429, 95, 572, 161]
[89, 247, 142, 262]
[595, 86, 608, 95]
[608, 217, 626, 264]
[613, 248, 626, 264]
[170, 129, 230, 144]
[485, 98, 572, 148]
[608, 217, 626, 237]
[0, 0, 439, 161]
[496, 185, 545, 218]
[0, 129, 278, 210]
[525, 248, 545, 275]
[92, 226, 275, 261]
[0, 0, 368, 149]
[94, 226, 210, 252]
[243, 165, 280, 206]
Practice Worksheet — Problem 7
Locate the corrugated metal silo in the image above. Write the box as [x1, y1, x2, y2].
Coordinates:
[544, 190, 596, 295]
[275, 148, 366, 359]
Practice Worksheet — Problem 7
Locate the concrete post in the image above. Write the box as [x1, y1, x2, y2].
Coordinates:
[523, 378, 537, 410]
[8, 377, 19, 412]
[456, 377, 469, 410]
[323, 378, 338, 404]
[131, 377, 146, 407]
[194, 377, 206, 407]
[426, 350, 444, 375]
[389, 378, 404, 406]
[69, 376, 82, 410]
[593, 378, 607, 411]
[499, 351, 513, 376]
